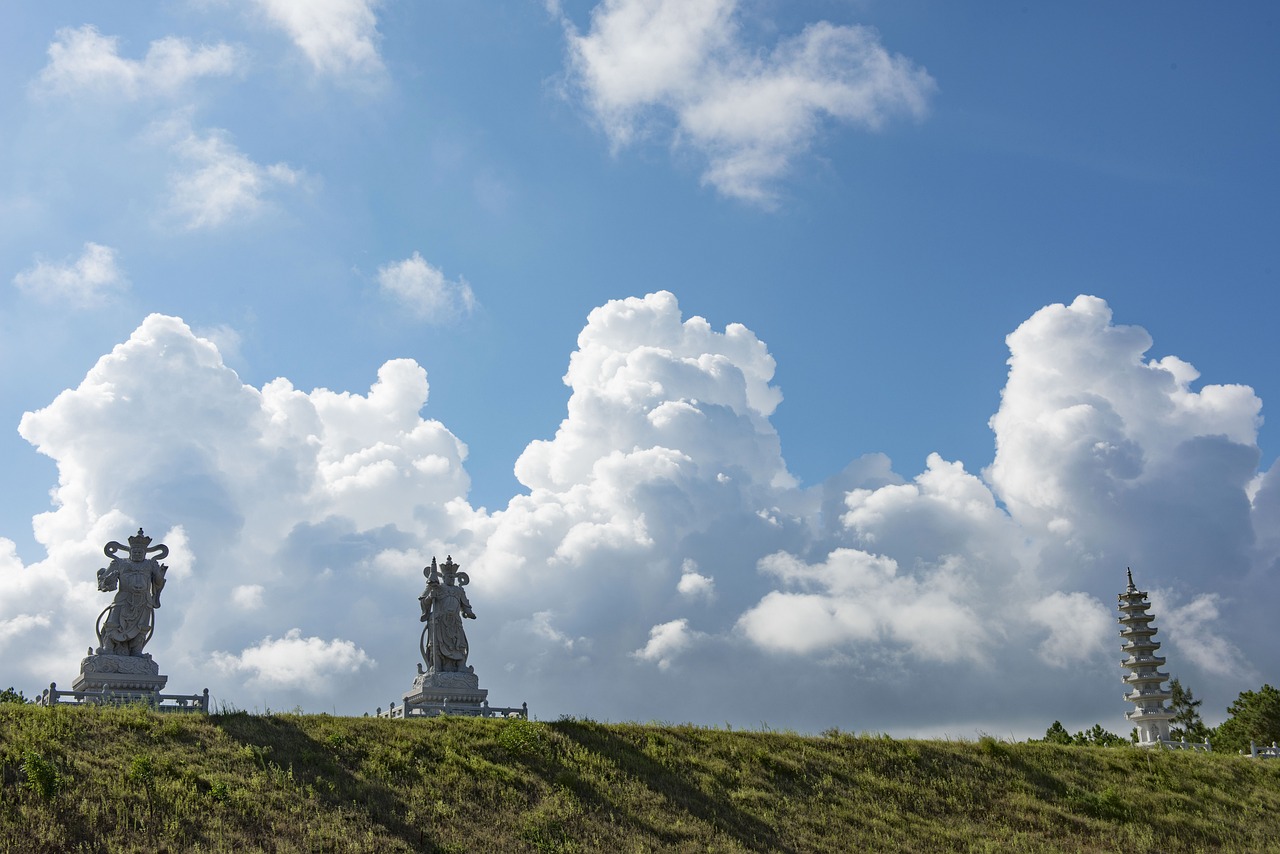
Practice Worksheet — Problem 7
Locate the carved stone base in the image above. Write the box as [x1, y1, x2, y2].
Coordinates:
[401, 668, 488, 712]
[73, 653, 168, 696]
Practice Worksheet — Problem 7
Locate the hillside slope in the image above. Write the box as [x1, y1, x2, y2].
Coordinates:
[2, 704, 1279, 852]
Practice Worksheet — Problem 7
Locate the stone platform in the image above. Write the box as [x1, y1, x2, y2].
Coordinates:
[73, 652, 168, 700]
[378, 668, 527, 719]
[394, 668, 488, 716]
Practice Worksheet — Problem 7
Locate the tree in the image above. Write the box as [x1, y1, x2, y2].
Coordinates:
[1040, 721, 1073, 745]
[1168, 677, 1210, 742]
[1075, 723, 1128, 747]
[0, 687, 26, 704]
[1036, 721, 1127, 747]
[1213, 684, 1280, 754]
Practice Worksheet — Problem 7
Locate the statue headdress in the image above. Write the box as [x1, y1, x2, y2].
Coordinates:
[105, 528, 169, 562]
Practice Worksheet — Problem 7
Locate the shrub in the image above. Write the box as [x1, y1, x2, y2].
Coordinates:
[499, 719, 550, 757]
[21, 751, 62, 802]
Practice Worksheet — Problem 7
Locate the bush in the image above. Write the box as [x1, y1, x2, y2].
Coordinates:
[21, 751, 62, 802]
[498, 719, 550, 757]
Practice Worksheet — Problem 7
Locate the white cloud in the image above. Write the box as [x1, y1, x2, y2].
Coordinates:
[5, 313, 477, 705]
[1152, 590, 1252, 679]
[232, 584, 266, 610]
[0, 292, 1275, 735]
[986, 295, 1263, 591]
[212, 628, 373, 689]
[0, 613, 52, 647]
[159, 120, 303, 230]
[560, 0, 935, 202]
[632, 618, 704, 670]
[676, 559, 715, 601]
[377, 252, 477, 322]
[12, 242, 126, 307]
[738, 547, 990, 664]
[1027, 592, 1112, 667]
[252, 0, 384, 76]
[35, 25, 242, 99]
[193, 323, 244, 364]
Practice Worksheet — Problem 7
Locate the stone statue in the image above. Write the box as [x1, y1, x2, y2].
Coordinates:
[95, 529, 168, 657]
[419, 555, 475, 673]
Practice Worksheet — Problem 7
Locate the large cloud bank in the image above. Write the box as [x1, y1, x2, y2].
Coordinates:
[2, 293, 1276, 733]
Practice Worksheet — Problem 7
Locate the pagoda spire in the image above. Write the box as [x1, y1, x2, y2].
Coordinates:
[1118, 568, 1173, 746]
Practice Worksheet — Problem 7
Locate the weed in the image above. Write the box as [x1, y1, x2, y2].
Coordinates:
[498, 718, 550, 757]
[978, 734, 1009, 758]
[20, 750, 61, 801]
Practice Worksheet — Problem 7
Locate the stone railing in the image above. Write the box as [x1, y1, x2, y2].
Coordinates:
[37, 682, 209, 713]
[376, 698, 528, 720]
[1248, 741, 1280, 759]
[1160, 737, 1211, 752]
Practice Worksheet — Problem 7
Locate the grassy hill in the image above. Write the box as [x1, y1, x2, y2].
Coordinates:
[2, 703, 1279, 852]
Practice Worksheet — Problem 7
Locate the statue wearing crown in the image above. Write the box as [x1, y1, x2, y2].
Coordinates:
[419, 555, 476, 673]
[378, 553, 526, 719]
[95, 529, 168, 657]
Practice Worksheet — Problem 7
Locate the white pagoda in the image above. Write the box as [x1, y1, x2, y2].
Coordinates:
[1118, 568, 1173, 746]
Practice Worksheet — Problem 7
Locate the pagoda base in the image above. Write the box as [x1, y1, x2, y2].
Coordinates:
[1126, 710, 1172, 747]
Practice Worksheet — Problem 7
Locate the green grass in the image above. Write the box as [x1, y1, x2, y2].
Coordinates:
[2, 704, 1280, 852]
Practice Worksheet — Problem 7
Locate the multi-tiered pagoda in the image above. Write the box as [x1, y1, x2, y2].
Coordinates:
[1118, 568, 1173, 746]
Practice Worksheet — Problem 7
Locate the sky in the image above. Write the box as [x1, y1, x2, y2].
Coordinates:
[0, 1, 1277, 738]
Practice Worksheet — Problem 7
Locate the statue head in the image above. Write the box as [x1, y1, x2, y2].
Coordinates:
[128, 529, 153, 562]
[442, 555, 459, 583]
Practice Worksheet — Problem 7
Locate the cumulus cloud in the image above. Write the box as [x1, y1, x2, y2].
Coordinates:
[632, 618, 705, 670]
[676, 559, 715, 601]
[559, 0, 935, 202]
[12, 242, 126, 307]
[5, 313, 477, 707]
[0, 291, 1275, 735]
[377, 252, 477, 322]
[252, 0, 384, 76]
[1152, 590, 1252, 679]
[212, 628, 373, 690]
[1027, 592, 1113, 667]
[35, 25, 242, 99]
[157, 119, 303, 230]
[986, 295, 1263, 591]
[738, 547, 990, 664]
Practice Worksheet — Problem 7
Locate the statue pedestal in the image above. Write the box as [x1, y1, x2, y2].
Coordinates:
[395, 669, 488, 717]
[378, 668, 527, 719]
[72, 653, 168, 703]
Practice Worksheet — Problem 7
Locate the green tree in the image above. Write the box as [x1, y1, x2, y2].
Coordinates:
[1168, 677, 1210, 742]
[1212, 684, 1280, 754]
[1036, 721, 1127, 747]
[0, 687, 26, 704]
[1075, 724, 1128, 747]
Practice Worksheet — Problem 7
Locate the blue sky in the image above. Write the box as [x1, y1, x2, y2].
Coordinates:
[1, 2, 1277, 736]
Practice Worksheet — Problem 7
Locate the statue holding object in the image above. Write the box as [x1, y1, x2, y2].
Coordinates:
[378, 553, 528, 718]
[419, 555, 476, 673]
[96, 529, 168, 657]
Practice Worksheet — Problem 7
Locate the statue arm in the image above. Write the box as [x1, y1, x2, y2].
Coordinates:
[152, 564, 167, 608]
[460, 590, 476, 620]
[96, 564, 119, 592]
